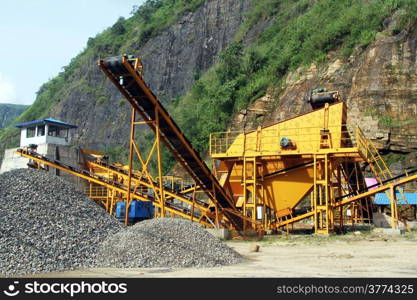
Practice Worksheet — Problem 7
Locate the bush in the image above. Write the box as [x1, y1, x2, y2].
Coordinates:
[96, 96, 109, 104]
[111, 17, 127, 35]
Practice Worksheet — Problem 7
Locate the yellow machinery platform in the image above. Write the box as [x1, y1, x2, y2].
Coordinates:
[210, 99, 409, 234]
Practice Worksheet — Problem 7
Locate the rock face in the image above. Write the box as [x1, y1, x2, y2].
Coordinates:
[50, 0, 250, 150]
[0, 104, 27, 128]
[15, 1, 417, 169]
[246, 25, 417, 154]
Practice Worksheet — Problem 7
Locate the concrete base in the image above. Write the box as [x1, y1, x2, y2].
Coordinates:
[382, 228, 405, 235]
[206, 228, 231, 240]
[373, 228, 405, 235]
[0, 144, 84, 190]
[373, 213, 406, 230]
[0, 147, 30, 173]
[238, 231, 260, 238]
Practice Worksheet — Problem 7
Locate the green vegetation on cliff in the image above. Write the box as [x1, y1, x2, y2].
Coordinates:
[0, 0, 205, 161]
[1, 0, 416, 167]
[174, 0, 417, 153]
[0, 104, 28, 129]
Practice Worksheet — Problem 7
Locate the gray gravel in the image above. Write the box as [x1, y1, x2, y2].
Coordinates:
[97, 218, 244, 268]
[0, 168, 122, 276]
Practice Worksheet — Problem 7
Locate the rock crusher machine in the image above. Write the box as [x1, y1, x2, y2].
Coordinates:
[16, 55, 417, 235]
[209, 89, 417, 234]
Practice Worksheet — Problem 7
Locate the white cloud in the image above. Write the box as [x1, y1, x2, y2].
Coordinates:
[0, 72, 17, 104]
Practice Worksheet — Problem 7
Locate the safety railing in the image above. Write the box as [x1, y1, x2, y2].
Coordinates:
[209, 125, 358, 157]
[155, 175, 193, 192]
[85, 185, 108, 198]
[355, 126, 392, 180]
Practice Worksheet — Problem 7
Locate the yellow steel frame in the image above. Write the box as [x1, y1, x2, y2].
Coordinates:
[210, 99, 415, 234]
[270, 172, 417, 230]
[98, 55, 261, 233]
[16, 149, 214, 227]
[85, 160, 212, 223]
[98, 57, 235, 209]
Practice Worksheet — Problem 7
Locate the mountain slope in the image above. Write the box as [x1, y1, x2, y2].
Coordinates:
[0, 0, 250, 163]
[1, 0, 416, 169]
[0, 104, 28, 128]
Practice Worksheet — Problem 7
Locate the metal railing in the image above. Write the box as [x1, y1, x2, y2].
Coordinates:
[209, 125, 358, 156]
[155, 175, 193, 192]
[355, 126, 392, 180]
[85, 185, 108, 198]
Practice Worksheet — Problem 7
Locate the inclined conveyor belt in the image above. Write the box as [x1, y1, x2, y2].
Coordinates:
[99, 55, 244, 230]
[16, 149, 210, 226]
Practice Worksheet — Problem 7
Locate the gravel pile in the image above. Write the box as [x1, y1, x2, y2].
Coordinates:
[97, 218, 243, 268]
[0, 168, 122, 276]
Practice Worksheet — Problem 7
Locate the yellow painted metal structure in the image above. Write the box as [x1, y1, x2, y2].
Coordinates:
[210, 101, 409, 234]
[211, 102, 347, 157]
[96, 55, 260, 233]
[17, 148, 216, 227]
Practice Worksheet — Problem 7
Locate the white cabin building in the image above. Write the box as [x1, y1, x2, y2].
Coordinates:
[16, 118, 77, 147]
[0, 118, 78, 175]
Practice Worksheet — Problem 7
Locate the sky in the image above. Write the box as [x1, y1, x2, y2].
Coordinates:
[0, 0, 145, 105]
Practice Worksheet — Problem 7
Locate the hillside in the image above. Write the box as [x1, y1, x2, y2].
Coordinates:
[0, 104, 28, 129]
[0, 0, 416, 171]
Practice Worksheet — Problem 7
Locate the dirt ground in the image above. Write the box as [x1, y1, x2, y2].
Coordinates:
[31, 228, 417, 278]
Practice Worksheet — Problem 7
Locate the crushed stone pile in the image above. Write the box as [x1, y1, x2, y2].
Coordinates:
[0, 168, 122, 276]
[97, 218, 244, 268]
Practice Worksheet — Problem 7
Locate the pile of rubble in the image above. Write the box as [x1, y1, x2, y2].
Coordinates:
[97, 218, 243, 268]
[0, 169, 243, 275]
[0, 169, 122, 275]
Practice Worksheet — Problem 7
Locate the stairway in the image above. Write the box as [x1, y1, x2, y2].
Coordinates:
[355, 126, 407, 223]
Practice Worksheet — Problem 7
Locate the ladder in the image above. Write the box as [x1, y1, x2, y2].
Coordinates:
[355, 126, 408, 228]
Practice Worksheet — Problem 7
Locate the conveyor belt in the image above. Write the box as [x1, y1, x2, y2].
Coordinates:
[16, 149, 212, 227]
[98, 55, 245, 231]
[272, 166, 417, 229]
[87, 160, 209, 210]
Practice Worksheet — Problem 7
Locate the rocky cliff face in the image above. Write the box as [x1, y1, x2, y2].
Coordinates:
[235, 19, 417, 158]
[4, 0, 416, 174]
[50, 0, 250, 150]
[0, 104, 28, 128]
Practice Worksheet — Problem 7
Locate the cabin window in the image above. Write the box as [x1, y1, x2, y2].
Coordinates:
[48, 125, 60, 137]
[62, 129, 69, 138]
[48, 126, 69, 138]
[26, 127, 36, 138]
[37, 125, 45, 136]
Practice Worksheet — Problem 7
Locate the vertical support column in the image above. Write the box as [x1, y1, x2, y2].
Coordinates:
[212, 185, 220, 229]
[126, 108, 136, 225]
[253, 157, 257, 226]
[390, 185, 398, 229]
[191, 188, 196, 223]
[324, 154, 332, 233]
[261, 172, 266, 229]
[313, 154, 318, 233]
[242, 157, 247, 231]
[155, 108, 165, 217]
[313, 154, 333, 234]
[337, 166, 343, 231]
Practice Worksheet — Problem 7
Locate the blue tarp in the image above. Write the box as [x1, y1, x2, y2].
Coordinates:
[373, 193, 417, 205]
